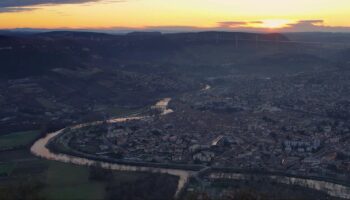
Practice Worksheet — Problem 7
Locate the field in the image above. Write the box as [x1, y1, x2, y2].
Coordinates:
[0, 163, 15, 176]
[0, 130, 40, 150]
[43, 161, 106, 200]
[0, 122, 178, 200]
[0, 154, 178, 200]
[0, 126, 107, 199]
[0, 148, 178, 200]
[0, 125, 117, 200]
[0, 148, 106, 200]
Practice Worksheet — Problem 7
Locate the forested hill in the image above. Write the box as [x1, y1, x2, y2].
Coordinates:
[0, 31, 289, 79]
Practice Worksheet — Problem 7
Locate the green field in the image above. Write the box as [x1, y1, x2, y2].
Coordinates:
[0, 128, 144, 200]
[0, 149, 178, 200]
[0, 151, 106, 200]
[0, 163, 16, 176]
[0, 130, 40, 150]
[0, 148, 105, 199]
[43, 161, 106, 200]
[0, 129, 177, 200]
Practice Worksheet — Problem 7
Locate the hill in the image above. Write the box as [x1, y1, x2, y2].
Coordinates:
[0, 31, 342, 132]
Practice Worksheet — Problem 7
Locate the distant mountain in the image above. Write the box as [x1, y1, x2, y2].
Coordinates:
[126, 31, 162, 36]
[0, 31, 291, 79]
[285, 32, 350, 43]
[35, 31, 115, 39]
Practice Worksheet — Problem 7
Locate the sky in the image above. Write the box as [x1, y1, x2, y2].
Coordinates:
[0, 0, 350, 32]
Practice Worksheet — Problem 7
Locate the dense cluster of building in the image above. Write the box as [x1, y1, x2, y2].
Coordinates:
[51, 69, 350, 182]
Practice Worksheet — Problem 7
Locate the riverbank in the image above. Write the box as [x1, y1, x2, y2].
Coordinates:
[31, 98, 194, 198]
[31, 97, 350, 199]
[207, 171, 350, 199]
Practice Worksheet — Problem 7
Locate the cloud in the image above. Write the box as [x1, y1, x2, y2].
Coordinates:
[297, 20, 324, 24]
[218, 21, 248, 28]
[218, 21, 263, 28]
[4, 19, 350, 33]
[0, 0, 100, 7]
[214, 19, 350, 33]
[0, 0, 124, 13]
[86, 20, 350, 33]
[282, 20, 350, 32]
[250, 21, 263, 24]
[0, 7, 37, 13]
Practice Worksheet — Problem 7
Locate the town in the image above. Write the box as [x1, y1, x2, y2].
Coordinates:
[48, 68, 350, 185]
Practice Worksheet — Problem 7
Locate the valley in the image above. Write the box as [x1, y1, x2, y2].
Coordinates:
[1, 31, 350, 199]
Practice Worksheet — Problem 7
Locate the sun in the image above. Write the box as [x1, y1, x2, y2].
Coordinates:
[260, 19, 291, 29]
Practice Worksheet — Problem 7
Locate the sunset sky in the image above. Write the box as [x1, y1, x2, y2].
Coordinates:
[1, 0, 350, 32]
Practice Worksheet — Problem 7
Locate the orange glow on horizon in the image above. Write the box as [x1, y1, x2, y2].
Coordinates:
[0, 0, 349, 30]
[259, 19, 292, 29]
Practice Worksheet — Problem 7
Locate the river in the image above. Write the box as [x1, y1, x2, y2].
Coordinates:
[151, 97, 174, 115]
[31, 96, 350, 199]
[31, 98, 193, 198]
[209, 172, 350, 199]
